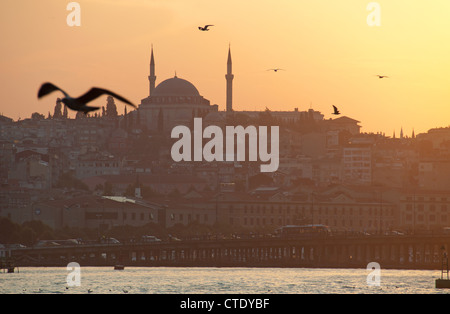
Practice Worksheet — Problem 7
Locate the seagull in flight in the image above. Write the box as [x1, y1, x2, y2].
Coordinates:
[376, 75, 389, 79]
[267, 69, 285, 73]
[198, 25, 214, 31]
[38, 82, 136, 114]
[332, 105, 341, 115]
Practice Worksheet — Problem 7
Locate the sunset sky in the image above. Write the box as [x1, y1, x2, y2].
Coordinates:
[1, 0, 450, 135]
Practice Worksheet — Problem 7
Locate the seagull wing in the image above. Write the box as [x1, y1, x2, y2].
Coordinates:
[38, 82, 69, 99]
[76, 88, 137, 108]
[82, 105, 101, 113]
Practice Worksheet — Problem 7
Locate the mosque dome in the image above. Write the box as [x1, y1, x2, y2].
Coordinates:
[152, 76, 200, 97]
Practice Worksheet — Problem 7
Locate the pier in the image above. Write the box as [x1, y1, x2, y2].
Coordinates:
[10, 234, 450, 270]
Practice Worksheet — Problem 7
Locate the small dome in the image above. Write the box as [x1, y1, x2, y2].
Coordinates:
[153, 76, 200, 97]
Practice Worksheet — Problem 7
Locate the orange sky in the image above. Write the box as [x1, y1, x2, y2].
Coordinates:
[1, 0, 450, 135]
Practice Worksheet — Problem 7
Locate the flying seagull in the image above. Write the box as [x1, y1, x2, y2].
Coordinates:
[267, 69, 285, 72]
[332, 105, 341, 115]
[376, 75, 389, 79]
[38, 82, 136, 114]
[198, 25, 214, 31]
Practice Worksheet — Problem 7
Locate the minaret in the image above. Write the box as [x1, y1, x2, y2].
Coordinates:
[225, 46, 234, 113]
[149, 45, 156, 97]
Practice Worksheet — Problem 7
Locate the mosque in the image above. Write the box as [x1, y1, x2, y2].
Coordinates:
[138, 47, 233, 133]
[136, 47, 355, 135]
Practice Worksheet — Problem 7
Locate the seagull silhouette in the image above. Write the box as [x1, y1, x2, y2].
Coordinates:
[267, 69, 285, 72]
[198, 25, 214, 31]
[38, 82, 136, 114]
[332, 105, 341, 115]
[376, 75, 389, 79]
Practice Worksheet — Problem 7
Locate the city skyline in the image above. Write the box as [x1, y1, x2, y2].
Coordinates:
[1, 1, 450, 135]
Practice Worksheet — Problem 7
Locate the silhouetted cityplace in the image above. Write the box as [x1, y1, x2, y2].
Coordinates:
[1, 0, 449, 297]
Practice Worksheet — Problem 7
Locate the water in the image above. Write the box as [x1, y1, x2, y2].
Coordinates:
[0, 267, 448, 294]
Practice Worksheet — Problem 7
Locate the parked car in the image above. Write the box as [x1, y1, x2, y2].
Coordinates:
[36, 241, 61, 247]
[6, 244, 27, 249]
[169, 235, 181, 242]
[100, 238, 120, 244]
[141, 236, 162, 243]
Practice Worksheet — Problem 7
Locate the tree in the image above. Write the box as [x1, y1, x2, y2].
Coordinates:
[55, 172, 89, 191]
[63, 105, 68, 119]
[53, 98, 63, 119]
[106, 96, 118, 118]
[75, 111, 86, 120]
[103, 181, 113, 195]
[31, 112, 45, 120]
[0, 217, 20, 244]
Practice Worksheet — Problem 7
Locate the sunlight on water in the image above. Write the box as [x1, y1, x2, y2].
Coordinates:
[0, 268, 448, 294]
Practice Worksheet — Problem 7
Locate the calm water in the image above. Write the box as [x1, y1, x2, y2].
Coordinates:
[0, 267, 448, 294]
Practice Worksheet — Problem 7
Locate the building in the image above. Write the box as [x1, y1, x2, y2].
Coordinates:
[399, 190, 450, 232]
[418, 160, 450, 190]
[138, 47, 219, 134]
[23, 195, 164, 230]
[342, 144, 372, 185]
[186, 185, 397, 234]
[75, 152, 122, 180]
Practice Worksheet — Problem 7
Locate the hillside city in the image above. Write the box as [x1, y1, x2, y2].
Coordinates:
[1, 94, 450, 246]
